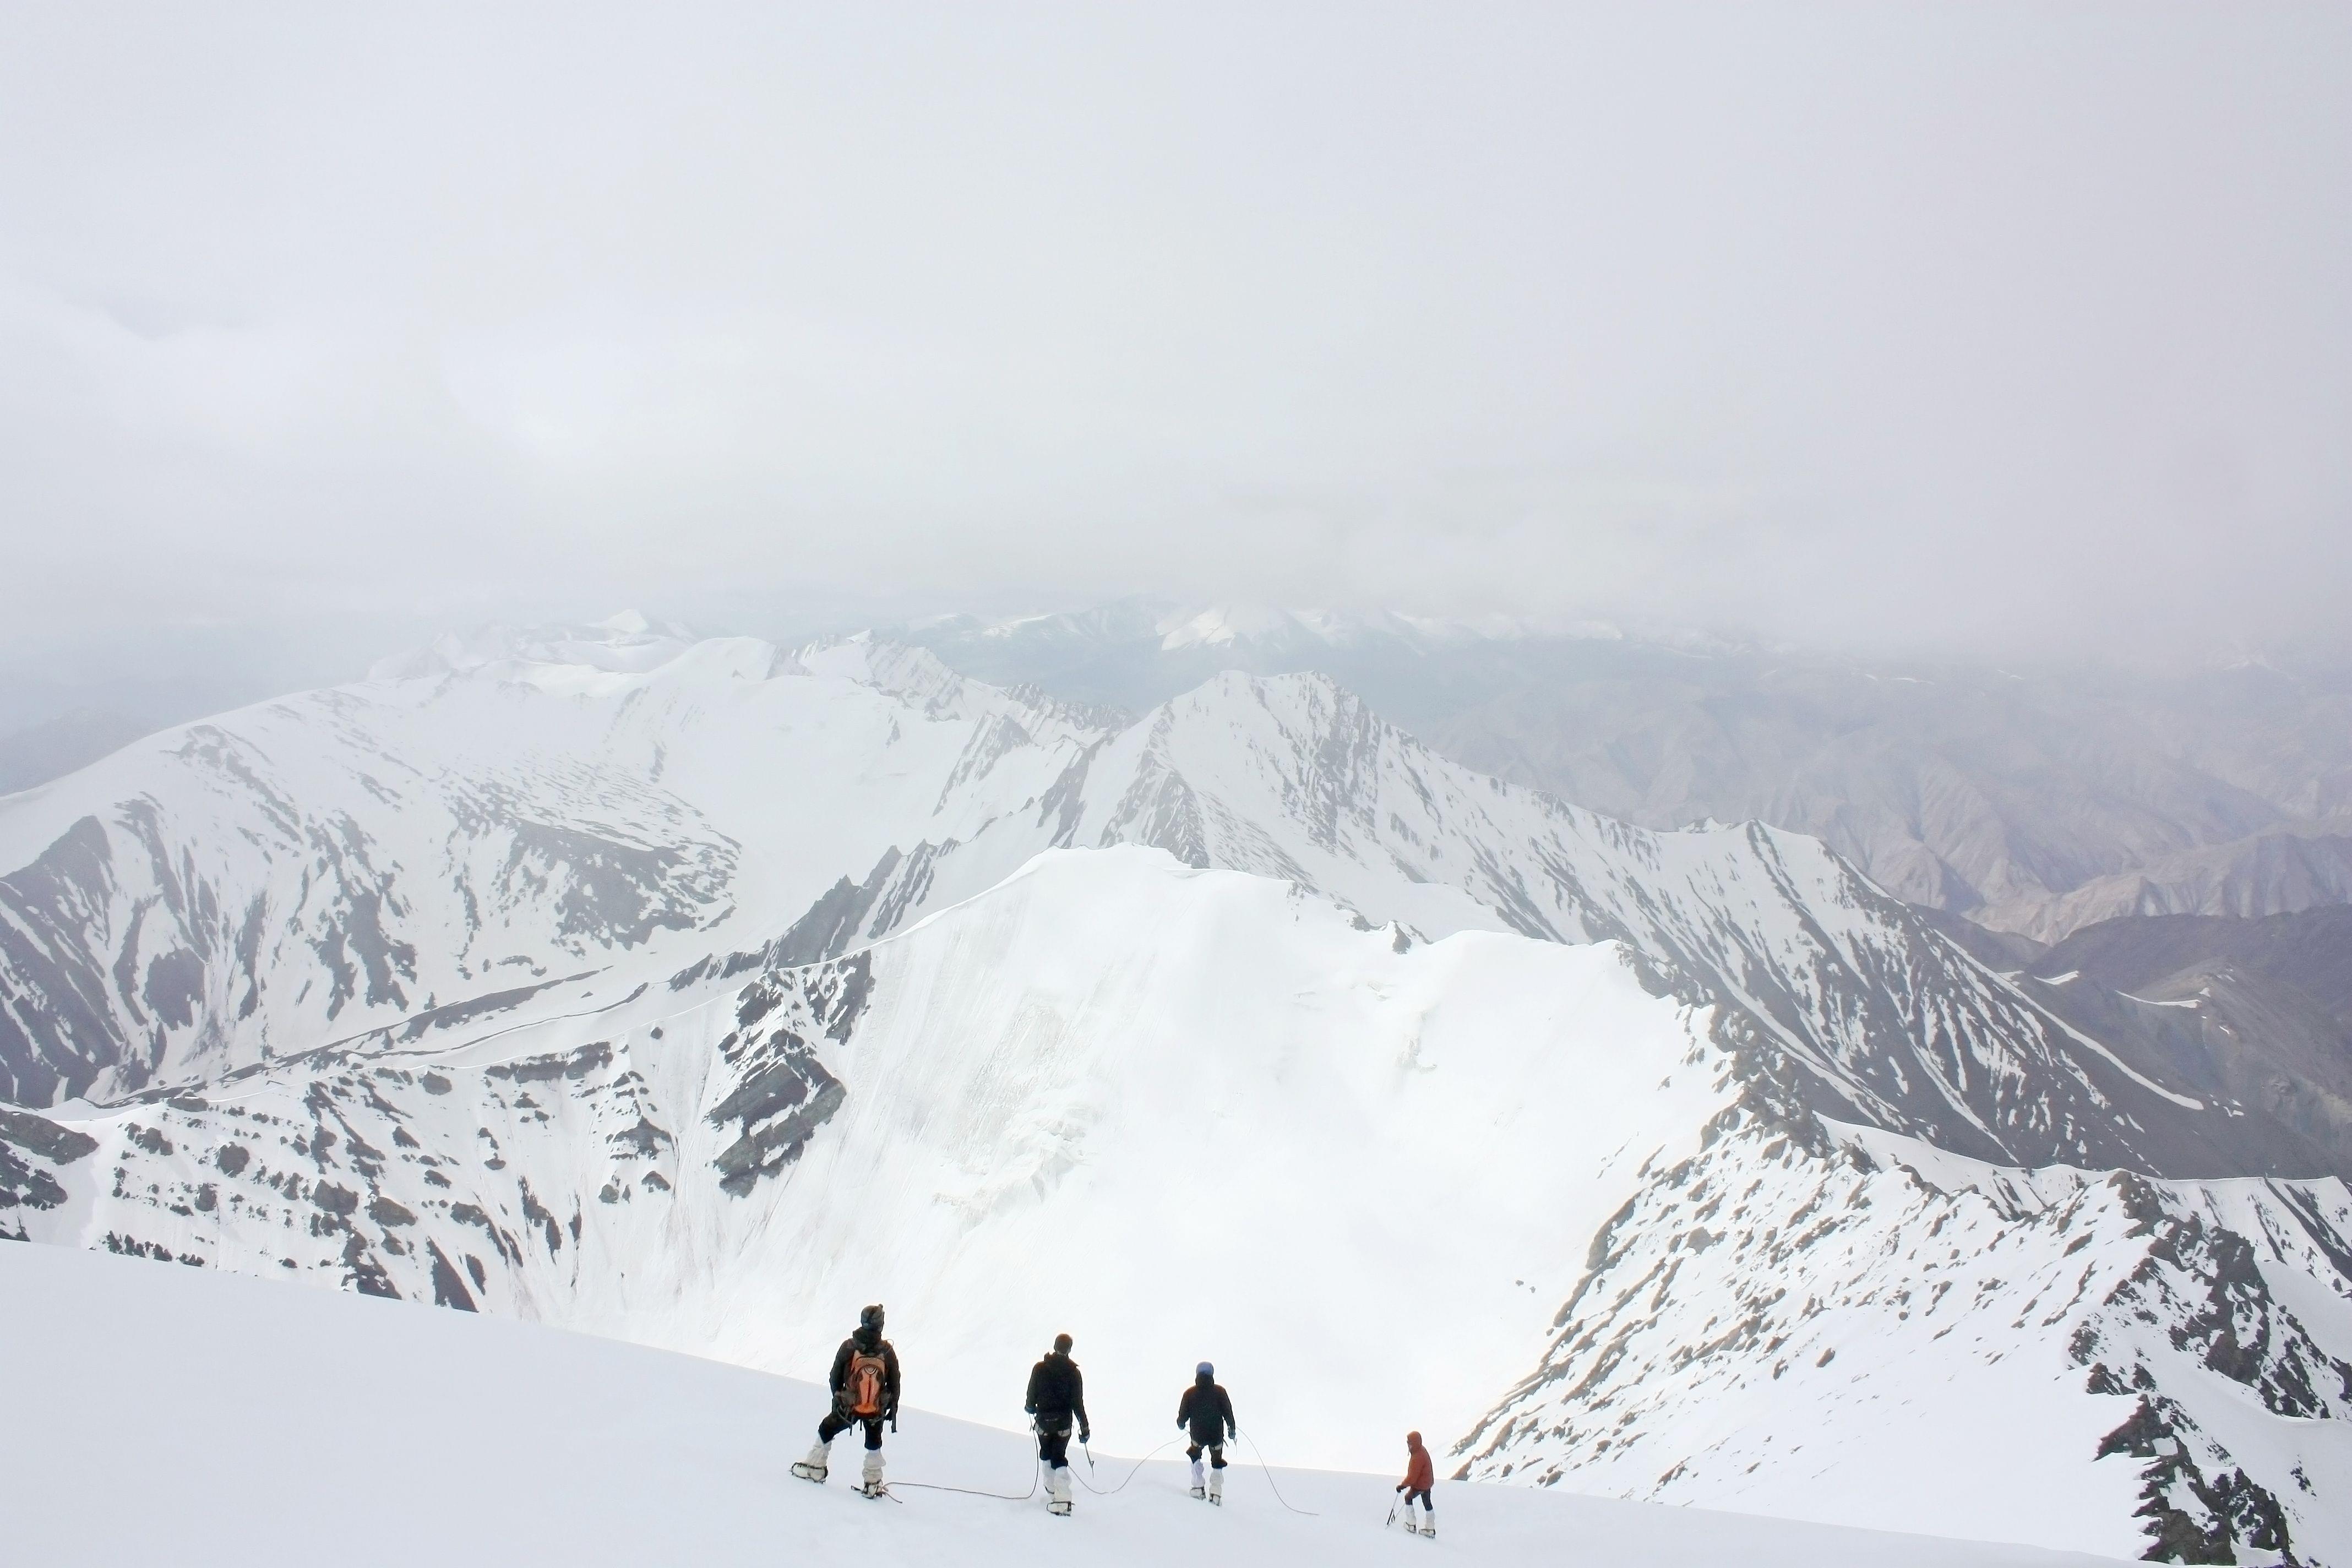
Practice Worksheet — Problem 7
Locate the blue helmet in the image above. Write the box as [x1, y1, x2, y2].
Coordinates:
[1196, 1361, 1214, 1379]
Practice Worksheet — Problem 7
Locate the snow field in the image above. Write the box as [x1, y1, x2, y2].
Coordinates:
[0, 1242, 2139, 1568]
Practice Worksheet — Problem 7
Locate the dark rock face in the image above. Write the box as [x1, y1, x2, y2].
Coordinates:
[0, 1106, 96, 1233]
[499, 823, 718, 950]
[0, 1106, 100, 1165]
[0, 817, 132, 1104]
[2099, 1396, 2299, 1564]
[706, 955, 870, 1196]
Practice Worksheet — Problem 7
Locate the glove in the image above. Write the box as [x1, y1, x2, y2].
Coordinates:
[1079, 1429, 1091, 1445]
[1396, 1483, 1407, 1493]
[1025, 1404, 1036, 1417]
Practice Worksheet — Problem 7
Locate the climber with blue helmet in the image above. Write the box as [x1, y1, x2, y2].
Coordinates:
[1175, 1361, 1237, 1503]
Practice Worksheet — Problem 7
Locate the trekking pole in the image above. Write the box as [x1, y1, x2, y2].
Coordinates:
[1385, 1501, 1397, 1529]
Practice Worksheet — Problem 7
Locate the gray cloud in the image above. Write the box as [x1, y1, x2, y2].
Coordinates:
[2, 3, 2346, 666]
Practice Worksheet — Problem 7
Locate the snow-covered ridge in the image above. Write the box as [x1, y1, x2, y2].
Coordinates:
[366, 608, 705, 680]
[0, 620, 1110, 1103]
[1459, 1115, 2352, 1557]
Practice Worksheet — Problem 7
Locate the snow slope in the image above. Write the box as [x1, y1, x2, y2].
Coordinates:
[1458, 1118, 2352, 1557]
[3, 848, 1732, 1472]
[0, 1241, 2141, 1568]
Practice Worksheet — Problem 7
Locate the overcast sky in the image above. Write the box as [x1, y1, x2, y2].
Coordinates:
[2, 3, 2346, 673]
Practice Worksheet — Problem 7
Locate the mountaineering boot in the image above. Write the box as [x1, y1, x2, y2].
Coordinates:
[1207, 1468, 1224, 1506]
[790, 1441, 830, 1483]
[1420, 1516, 1438, 1539]
[1189, 1456, 1206, 1499]
[859, 1450, 887, 1499]
[1047, 1468, 1072, 1516]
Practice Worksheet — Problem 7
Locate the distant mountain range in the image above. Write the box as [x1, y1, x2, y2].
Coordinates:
[890, 598, 2352, 943]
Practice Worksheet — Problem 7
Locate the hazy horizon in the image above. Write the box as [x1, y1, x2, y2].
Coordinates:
[4, 4, 2348, 684]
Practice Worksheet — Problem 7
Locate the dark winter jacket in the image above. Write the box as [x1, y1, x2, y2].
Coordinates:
[1177, 1377, 1235, 1445]
[828, 1325, 901, 1418]
[1025, 1351, 1090, 1435]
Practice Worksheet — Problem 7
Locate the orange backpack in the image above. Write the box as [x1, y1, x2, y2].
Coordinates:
[844, 1347, 888, 1418]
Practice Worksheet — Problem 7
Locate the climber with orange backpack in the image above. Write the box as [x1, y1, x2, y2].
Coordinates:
[792, 1303, 902, 1497]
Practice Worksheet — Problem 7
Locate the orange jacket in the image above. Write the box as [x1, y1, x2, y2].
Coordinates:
[1402, 1438, 1434, 1491]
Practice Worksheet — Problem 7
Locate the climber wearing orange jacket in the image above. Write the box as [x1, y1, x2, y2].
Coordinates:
[1396, 1430, 1436, 1538]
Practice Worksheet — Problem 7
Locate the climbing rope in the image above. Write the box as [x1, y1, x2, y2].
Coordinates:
[886, 1441, 1041, 1504]
[837, 1430, 1311, 1516]
[1236, 1430, 1320, 1516]
[887, 1468, 1039, 1502]
[1070, 1437, 1179, 1495]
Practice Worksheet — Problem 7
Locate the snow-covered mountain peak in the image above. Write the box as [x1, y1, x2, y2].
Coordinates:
[1150, 602, 1577, 654]
[914, 596, 1652, 666]
[0, 627, 1119, 1102]
[784, 634, 1121, 747]
[367, 613, 703, 683]
[593, 608, 656, 635]
[1156, 602, 1317, 650]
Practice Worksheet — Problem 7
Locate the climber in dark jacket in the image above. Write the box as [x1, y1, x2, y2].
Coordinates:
[792, 1304, 901, 1495]
[1025, 1332, 1091, 1515]
[1176, 1362, 1237, 1502]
